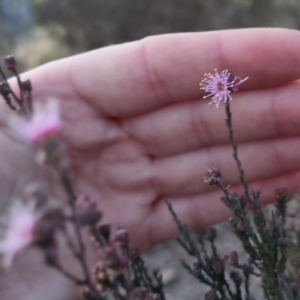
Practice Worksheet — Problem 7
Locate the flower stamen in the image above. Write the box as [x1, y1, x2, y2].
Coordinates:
[200, 69, 248, 107]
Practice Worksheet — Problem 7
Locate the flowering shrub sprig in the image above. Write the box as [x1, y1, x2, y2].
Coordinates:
[0, 58, 300, 300]
[165, 70, 299, 300]
[0, 56, 164, 300]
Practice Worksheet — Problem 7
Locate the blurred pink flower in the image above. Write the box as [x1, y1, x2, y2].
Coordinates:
[0, 203, 38, 267]
[200, 69, 248, 107]
[15, 99, 61, 143]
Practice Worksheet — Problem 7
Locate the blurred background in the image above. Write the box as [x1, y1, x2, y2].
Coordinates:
[1, 0, 300, 299]
[1, 0, 300, 70]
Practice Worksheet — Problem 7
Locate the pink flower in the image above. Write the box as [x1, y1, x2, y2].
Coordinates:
[200, 69, 248, 107]
[15, 99, 61, 143]
[0, 203, 39, 267]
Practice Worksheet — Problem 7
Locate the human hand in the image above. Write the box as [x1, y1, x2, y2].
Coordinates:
[3, 28, 300, 254]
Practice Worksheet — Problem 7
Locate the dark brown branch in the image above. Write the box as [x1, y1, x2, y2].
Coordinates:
[224, 100, 250, 200]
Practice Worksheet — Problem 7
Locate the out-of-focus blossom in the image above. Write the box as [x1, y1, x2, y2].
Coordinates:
[13, 99, 61, 143]
[0, 202, 39, 267]
[200, 69, 248, 107]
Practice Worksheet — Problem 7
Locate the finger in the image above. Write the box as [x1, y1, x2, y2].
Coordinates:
[151, 136, 300, 196]
[122, 81, 300, 156]
[21, 28, 300, 117]
[144, 171, 300, 248]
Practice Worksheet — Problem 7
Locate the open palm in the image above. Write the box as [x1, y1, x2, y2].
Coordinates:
[9, 28, 300, 252]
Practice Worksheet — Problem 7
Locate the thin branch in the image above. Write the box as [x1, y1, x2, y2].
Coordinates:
[59, 166, 99, 297]
[0, 66, 22, 107]
[51, 261, 86, 285]
[12, 70, 24, 105]
[224, 100, 250, 200]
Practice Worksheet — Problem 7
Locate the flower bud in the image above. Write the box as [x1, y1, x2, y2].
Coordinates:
[192, 266, 202, 278]
[275, 188, 289, 200]
[93, 269, 109, 285]
[204, 289, 217, 300]
[4, 55, 16, 71]
[204, 168, 221, 186]
[21, 79, 32, 92]
[230, 270, 242, 286]
[98, 224, 111, 242]
[113, 227, 129, 247]
[128, 287, 149, 300]
[129, 248, 140, 261]
[147, 294, 161, 300]
[242, 263, 254, 275]
[229, 251, 239, 267]
[75, 196, 103, 226]
[207, 228, 217, 242]
[211, 255, 225, 274]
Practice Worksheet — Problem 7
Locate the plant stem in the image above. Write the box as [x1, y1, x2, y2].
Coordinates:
[224, 100, 250, 200]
